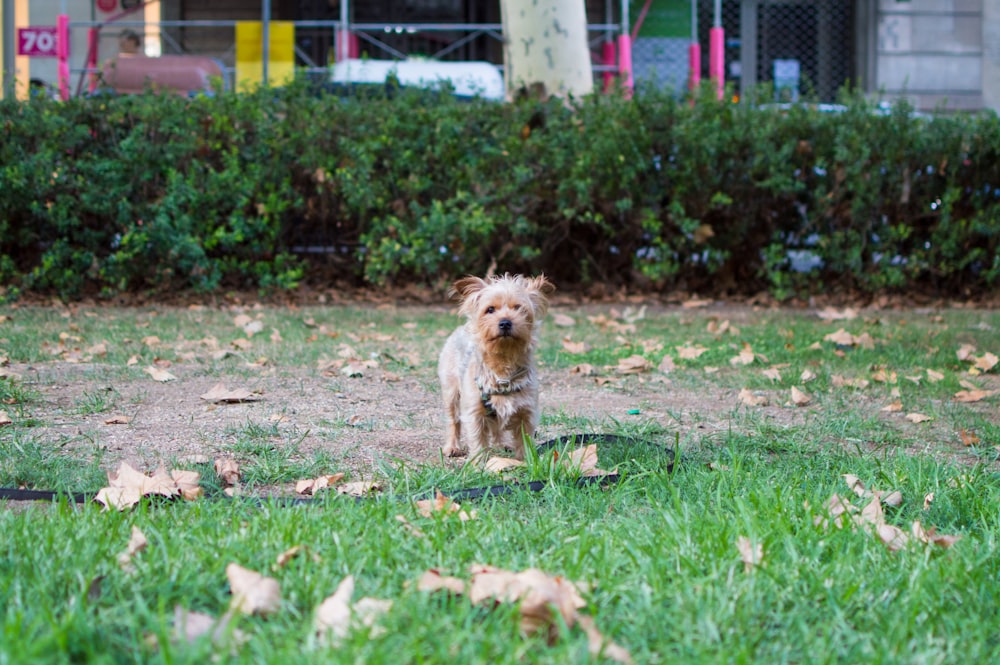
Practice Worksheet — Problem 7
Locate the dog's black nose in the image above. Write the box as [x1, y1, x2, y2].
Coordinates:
[498, 319, 513, 335]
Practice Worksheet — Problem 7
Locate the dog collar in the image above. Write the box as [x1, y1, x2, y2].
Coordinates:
[476, 368, 529, 417]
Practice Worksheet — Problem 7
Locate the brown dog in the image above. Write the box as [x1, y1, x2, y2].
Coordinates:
[438, 274, 555, 461]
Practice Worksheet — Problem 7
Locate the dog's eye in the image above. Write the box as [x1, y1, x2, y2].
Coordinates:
[512, 304, 521, 311]
[485, 306, 495, 314]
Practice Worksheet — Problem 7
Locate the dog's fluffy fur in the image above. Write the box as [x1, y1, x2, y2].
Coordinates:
[438, 273, 555, 461]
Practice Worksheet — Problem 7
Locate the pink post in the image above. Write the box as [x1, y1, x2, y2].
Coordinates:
[617, 34, 633, 97]
[335, 30, 359, 61]
[688, 42, 701, 92]
[57, 14, 70, 100]
[602, 41, 616, 93]
[709, 26, 724, 100]
[87, 28, 100, 94]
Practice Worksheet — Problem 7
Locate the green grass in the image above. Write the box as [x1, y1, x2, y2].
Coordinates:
[1, 303, 999, 663]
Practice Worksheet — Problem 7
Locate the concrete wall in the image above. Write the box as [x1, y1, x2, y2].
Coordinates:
[875, 0, 985, 110]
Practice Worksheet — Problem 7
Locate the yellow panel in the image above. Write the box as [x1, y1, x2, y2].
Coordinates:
[236, 21, 295, 91]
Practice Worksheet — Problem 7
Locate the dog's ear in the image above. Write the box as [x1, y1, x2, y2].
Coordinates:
[448, 276, 488, 304]
[527, 275, 556, 316]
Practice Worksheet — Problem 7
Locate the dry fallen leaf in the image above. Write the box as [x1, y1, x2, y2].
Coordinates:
[729, 342, 756, 366]
[762, 368, 782, 383]
[657, 355, 676, 374]
[570, 363, 596, 377]
[415, 491, 477, 521]
[551, 313, 576, 327]
[0, 411, 12, 426]
[959, 429, 981, 447]
[172, 606, 246, 648]
[736, 536, 763, 572]
[415, 569, 466, 595]
[923, 493, 934, 510]
[295, 473, 346, 495]
[738, 388, 769, 407]
[199, 383, 259, 403]
[824, 328, 857, 346]
[227, 563, 281, 616]
[926, 369, 945, 383]
[117, 526, 149, 569]
[103, 415, 130, 425]
[561, 338, 589, 354]
[95, 462, 194, 511]
[676, 344, 708, 360]
[816, 306, 858, 321]
[790, 386, 811, 406]
[214, 458, 242, 487]
[881, 401, 903, 413]
[954, 389, 997, 403]
[314, 575, 392, 645]
[615, 355, 652, 374]
[973, 352, 998, 372]
[484, 457, 526, 473]
[337, 480, 382, 497]
[143, 366, 177, 382]
[911, 521, 961, 548]
[831, 374, 869, 389]
[905, 413, 933, 424]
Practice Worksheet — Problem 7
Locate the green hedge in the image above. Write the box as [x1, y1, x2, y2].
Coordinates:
[1, 81, 998, 300]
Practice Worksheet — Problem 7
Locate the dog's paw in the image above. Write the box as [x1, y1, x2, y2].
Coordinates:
[442, 444, 466, 458]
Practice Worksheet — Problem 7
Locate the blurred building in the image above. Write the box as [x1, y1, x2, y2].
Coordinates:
[3, 0, 998, 111]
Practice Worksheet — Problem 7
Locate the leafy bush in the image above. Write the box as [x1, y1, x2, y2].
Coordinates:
[1, 79, 998, 300]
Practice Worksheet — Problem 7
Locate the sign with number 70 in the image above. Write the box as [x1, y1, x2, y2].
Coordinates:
[17, 27, 62, 58]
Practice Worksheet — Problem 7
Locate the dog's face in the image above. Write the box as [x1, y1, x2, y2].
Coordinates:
[451, 274, 555, 349]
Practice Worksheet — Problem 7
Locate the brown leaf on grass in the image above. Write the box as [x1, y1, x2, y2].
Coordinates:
[973, 352, 998, 372]
[95, 462, 186, 511]
[315, 575, 393, 646]
[871, 368, 897, 384]
[960, 429, 981, 447]
[738, 388, 769, 407]
[577, 615, 634, 665]
[813, 493, 857, 529]
[736, 536, 763, 572]
[729, 342, 756, 366]
[881, 400, 903, 412]
[824, 328, 857, 346]
[923, 493, 934, 510]
[905, 413, 933, 423]
[171, 469, 204, 500]
[484, 457, 526, 473]
[831, 375, 870, 389]
[790, 386, 811, 406]
[87, 343, 108, 357]
[762, 368, 782, 383]
[954, 389, 997, 403]
[0, 411, 12, 426]
[570, 363, 596, 377]
[615, 355, 652, 374]
[415, 569, 466, 595]
[469, 566, 588, 641]
[681, 298, 712, 309]
[875, 522, 910, 552]
[103, 415, 130, 425]
[143, 366, 177, 382]
[173, 606, 245, 647]
[657, 355, 677, 374]
[911, 521, 960, 548]
[294, 473, 346, 495]
[562, 444, 610, 477]
[141, 335, 161, 348]
[707, 462, 731, 471]
[337, 480, 382, 497]
[926, 369, 945, 383]
[395, 514, 426, 538]
[415, 491, 477, 521]
[117, 526, 149, 569]
[199, 383, 260, 403]
[560, 337, 589, 355]
[843, 474, 868, 498]
[214, 458, 241, 487]
[551, 313, 576, 327]
[676, 343, 708, 360]
[816, 306, 858, 321]
[227, 563, 281, 616]
[956, 344, 977, 361]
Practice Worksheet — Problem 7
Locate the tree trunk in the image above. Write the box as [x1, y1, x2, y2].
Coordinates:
[500, 0, 594, 101]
